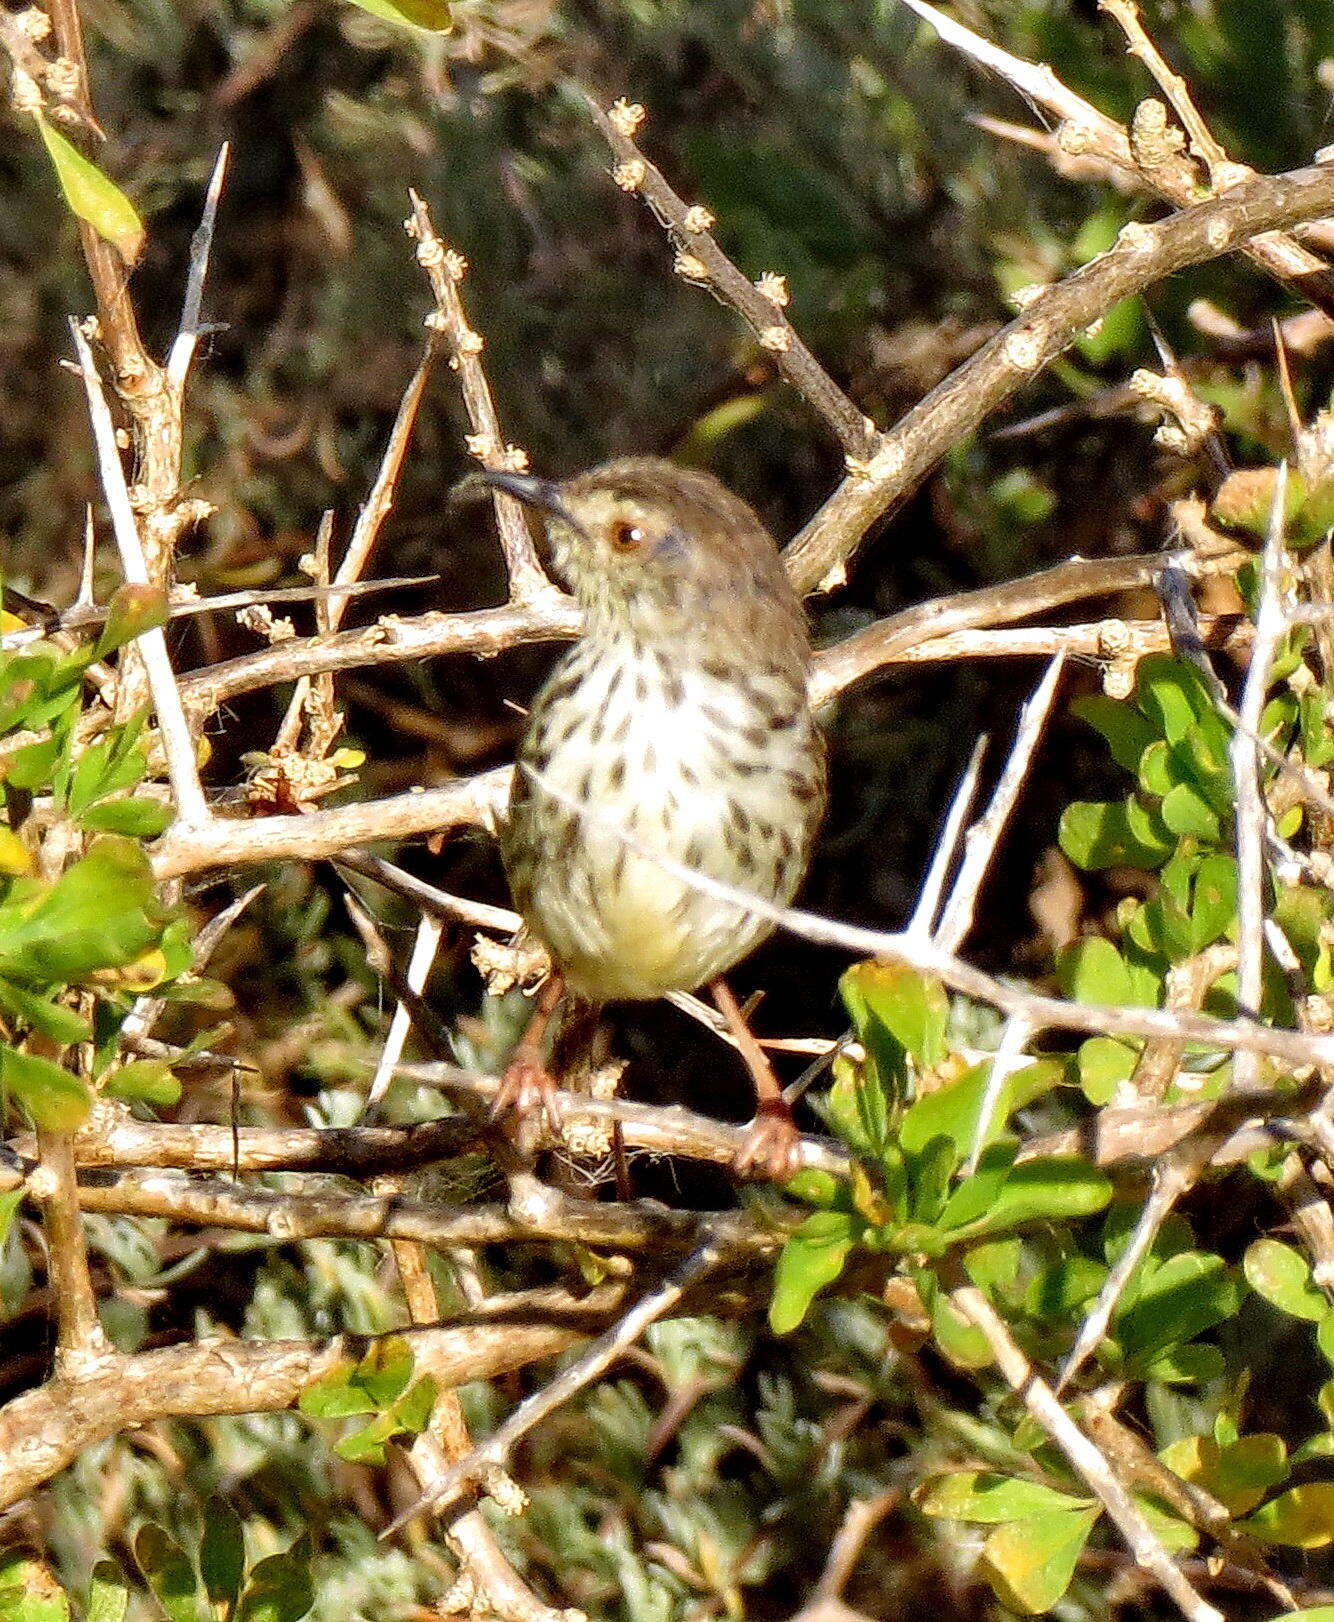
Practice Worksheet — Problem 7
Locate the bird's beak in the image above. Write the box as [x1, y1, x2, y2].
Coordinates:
[471, 470, 577, 526]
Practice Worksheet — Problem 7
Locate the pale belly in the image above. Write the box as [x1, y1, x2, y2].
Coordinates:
[502, 646, 823, 1002]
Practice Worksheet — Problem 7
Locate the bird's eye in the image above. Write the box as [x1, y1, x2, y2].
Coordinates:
[609, 519, 645, 553]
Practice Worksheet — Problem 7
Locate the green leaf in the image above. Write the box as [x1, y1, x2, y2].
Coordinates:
[1190, 853, 1237, 950]
[1072, 694, 1154, 773]
[199, 1497, 246, 1611]
[841, 962, 948, 1069]
[340, 0, 452, 29]
[81, 798, 174, 838]
[393, 1373, 438, 1435]
[353, 1335, 414, 1408]
[334, 1409, 399, 1464]
[1161, 782, 1222, 840]
[1244, 1482, 1334, 1548]
[1160, 1433, 1288, 1516]
[86, 1562, 130, 1622]
[1057, 936, 1137, 1005]
[937, 1142, 1018, 1231]
[0, 1554, 70, 1622]
[1116, 1251, 1240, 1369]
[95, 585, 169, 658]
[920, 1273, 993, 1370]
[34, 114, 145, 263]
[235, 1540, 314, 1622]
[1136, 655, 1221, 745]
[0, 980, 92, 1044]
[1146, 1341, 1225, 1385]
[916, 1470, 1094, 1523]
[1059, 798, 1173, 870]
[1025, 1253, 1107, 1322]
[0, 837, 160, 984]
[298, 1358, 377, 1419]
[102, 1060, 181, 1106]
[0, 1187, 24, 1244]
[981, 1507, 1099, 1613]
[1137, 739, 1176, 798]
[1244, 1238, 1328, 1321]
[0, 830, 32, 877]
[822, 1056, 894, 1163]
[1076, 1036, 1137, 1104]
[0, 1044, 91, 1129]
[899, 1059, 1061, 1162]
[134, 1525, 202, 1622]
[951, 1158, 1113, 1238]
[769, 1210, 857, 1333]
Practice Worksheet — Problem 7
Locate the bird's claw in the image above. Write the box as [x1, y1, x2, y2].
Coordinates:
[733, 1104, 802, 1182]
[491, 1048, 564, 1143]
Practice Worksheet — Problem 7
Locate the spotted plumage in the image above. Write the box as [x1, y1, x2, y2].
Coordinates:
[497, 457, 826, 1004]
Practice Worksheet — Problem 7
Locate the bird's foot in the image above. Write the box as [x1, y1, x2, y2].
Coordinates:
[733, 1101, 803, 1183]
[491, 1047, 564, 1146]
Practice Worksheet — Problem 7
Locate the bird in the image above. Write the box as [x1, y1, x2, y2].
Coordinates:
[476, 456, 827, 1178]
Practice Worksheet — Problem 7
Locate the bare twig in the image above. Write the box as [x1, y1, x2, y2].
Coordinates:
[407, 191, 551, 604]
[150, 769, 509, 879]
[897, 0, 1334, 318]
[166, 143, 230, 391]
[0, 1306, 612, 1511]
[70, 320, 208, 826]
[365, 914, 444, 1113]
[783, 161, 1334, 593]
[385, 1191, 575, 1622]
[947, 1266, 1224, 1622]
[384, 1237, 736, 1533]
[31, 1127, 110, 1372]
[906, 734, 987, 938]
[1098, 0, 1230, 178]
[1231, 468, 1289, 1085]
[586, 96, 875, 461]
[935, 654, 1064, 952]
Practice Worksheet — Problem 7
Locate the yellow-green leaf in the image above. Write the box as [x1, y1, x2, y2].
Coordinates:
[1245, 1482, 1334, 1548]
[34, 115, 145, 264]
[342, 0, 452, 30]
[982, 1508, 1098, 1613]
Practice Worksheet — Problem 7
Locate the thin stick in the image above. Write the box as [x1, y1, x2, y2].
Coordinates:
[781, 152, 1334, 592]
[407, 192, 551, 604]
[935, 654, 1064, 952]
[586, 96, 874, 461]
[1230, 467, 1288, 1086]
[332, 338, 438, 623]
[897, 0, 1334, 317]
[947, 1267, 1224, 1622]
[962, 1014, 1032, 1177]
[32, 1128, 110, 1372]
[150, 768, 508, 879]
[366, 915, 444, 1114]
[166, 143, 230, 391]
[382, 1237, 733, 1534]
[906, 734, 988, 939]
[70, 321, 209, 826]
[1098, 0, 1229, 177]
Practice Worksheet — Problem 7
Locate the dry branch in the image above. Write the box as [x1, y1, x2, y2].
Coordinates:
[782, 159, 1334, 593]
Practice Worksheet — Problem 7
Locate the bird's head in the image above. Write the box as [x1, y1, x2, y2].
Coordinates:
[470, 456, 807, 655]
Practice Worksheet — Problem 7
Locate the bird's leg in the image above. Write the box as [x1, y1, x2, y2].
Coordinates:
[710, 978, 802, 1181]
[492, 972, 565, 1137]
